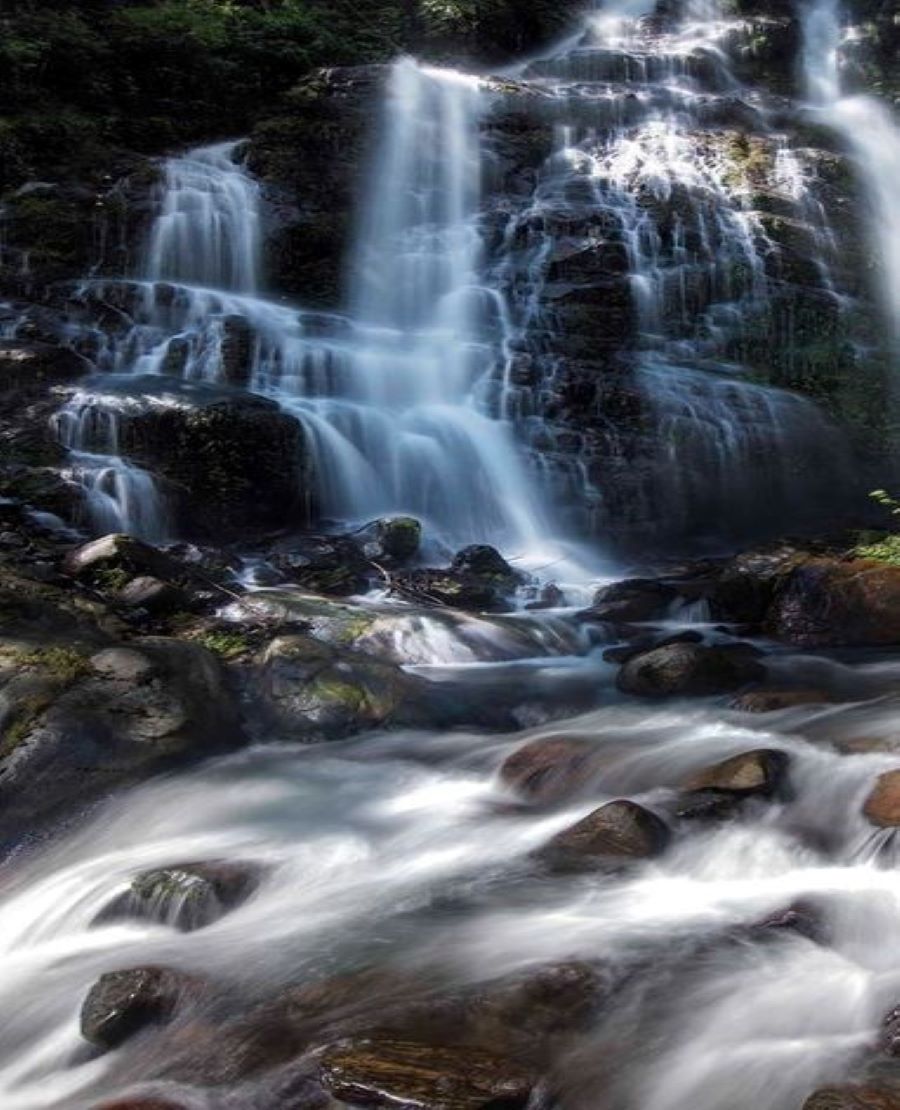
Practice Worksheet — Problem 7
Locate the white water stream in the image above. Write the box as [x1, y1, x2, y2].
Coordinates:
[3, 0, 900, 1107]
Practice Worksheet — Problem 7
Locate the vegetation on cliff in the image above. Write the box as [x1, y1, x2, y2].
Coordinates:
[0, 0, 580, 191]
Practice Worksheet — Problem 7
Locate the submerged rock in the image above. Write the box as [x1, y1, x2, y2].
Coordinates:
[683, 749, 789, 798]
[863, 771, 900, 828]
[539, 799, 669, 869]
[318, 1038, 536, 1110]
[81, 966, 201, 1049]
[499, 736, 599, 803]
[616, 643, 765, 698]
[97, 860, 262, 932]
[730, 687, 833, 712]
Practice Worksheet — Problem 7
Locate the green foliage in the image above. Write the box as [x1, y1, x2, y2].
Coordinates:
[12, 646, 92, 683]
[0, 0, 578, 190]
[854, 534, 900, 566]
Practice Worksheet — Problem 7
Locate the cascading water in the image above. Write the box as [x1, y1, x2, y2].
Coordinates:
[57, 67, 561, 560]
[5, 2, 900, 1108]
[486, 0, 853, 544]
[799, 0, 900, 345]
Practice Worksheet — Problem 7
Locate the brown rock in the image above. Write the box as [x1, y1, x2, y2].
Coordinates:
[499, 737, 598, 803]
[90, 1099, 189, 1110]
[63, 533, 176, 581]
[683, 749, 789, 797]
[770, 558, 900, 647]
[318, 1038, 536, 1110]
[863, 770, 900, 827]
[539, 799, 669, 868]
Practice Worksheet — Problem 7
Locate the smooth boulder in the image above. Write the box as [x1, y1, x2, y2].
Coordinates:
[802, 1085, 900, 1109]
[616, 643, 764, 698]
[682, 749, 789, 798]
[499, 736, 599, 803]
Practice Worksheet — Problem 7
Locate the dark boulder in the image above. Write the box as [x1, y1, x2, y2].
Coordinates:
[588, 578, 678, 622]
[63, 533, 178, 582]
[365, 517, 422, 564]
[81, 966, 201, 1050]
[450, 544, 518, 581]
[616, 643, 765, 698]
[538, 799, 669, 869]
[116, 576, 188, 613]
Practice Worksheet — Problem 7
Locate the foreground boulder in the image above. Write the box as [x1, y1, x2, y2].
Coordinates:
[616, 643, 765, 698]
[863, 771, 900, 828]
[81, 966, 201, 1049]
[538, 799, 669, 869]
[0, 636, 241, 836]
[682, 749, 790, 798]
[499, 736, 599, 804]
[318, 1038, 536, 1110]
[769, 558, 900, 646]
[97, 861, 262, 932]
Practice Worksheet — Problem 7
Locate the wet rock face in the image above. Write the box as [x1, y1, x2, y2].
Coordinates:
[318, 1038, 537, 1110]
[730, 687, 833, 712]
[539, 799, 670, 869]
[768, 559, 900, 647]
[0, 340, 89, 390]
[81, 966, 199, 1049]
[616, 643, 765, 698]
[102, 389, 310, 541]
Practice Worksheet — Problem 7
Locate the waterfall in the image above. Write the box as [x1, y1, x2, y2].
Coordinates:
[56, 63, 560, 559]
[145, 140, 261, 294]
[799, 0, 900, 343]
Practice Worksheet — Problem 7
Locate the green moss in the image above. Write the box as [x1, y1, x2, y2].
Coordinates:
[6, 646, 91, 683]
[196, 630, 250, 659]
[93, 567, 131, 593]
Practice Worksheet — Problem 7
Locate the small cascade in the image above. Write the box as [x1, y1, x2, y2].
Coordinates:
[145, 140, 261, 293]
[799, 0, 900, 345]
